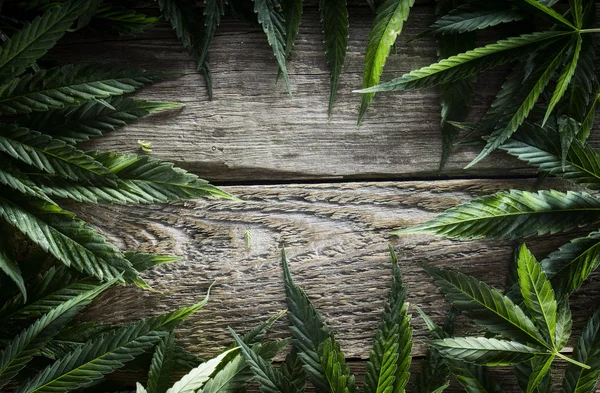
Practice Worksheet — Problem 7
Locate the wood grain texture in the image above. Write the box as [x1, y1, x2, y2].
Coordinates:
[74, 179, 600, 362]
[50, 6, 600, 182]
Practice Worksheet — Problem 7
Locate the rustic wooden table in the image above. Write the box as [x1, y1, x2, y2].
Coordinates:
[54, 3, 600, 391]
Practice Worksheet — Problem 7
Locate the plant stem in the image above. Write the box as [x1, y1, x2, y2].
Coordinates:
[580, 28, 600, 34]
[554, 351, 590, 369]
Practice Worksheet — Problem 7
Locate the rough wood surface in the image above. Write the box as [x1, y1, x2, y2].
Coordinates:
[46, 3, 600, 392]
[51, 6, 600, 182]
[75, 179, 599, 360]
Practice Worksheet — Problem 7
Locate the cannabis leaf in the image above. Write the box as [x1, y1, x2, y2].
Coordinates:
[358, 0, 415, 124]
[394, 190, 600, 240]
[319, 0, 348, 116]
[356, 0, 600, 166]
[363, 244, 412, 393]
[0, 0, 89, 83]
[18, 97, 183, 144]
[282, 248, 355, 392]
[255, 0, 291, 95]
[0, 277, 117, 389]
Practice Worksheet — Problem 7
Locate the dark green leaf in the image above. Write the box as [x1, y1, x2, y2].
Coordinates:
[254, 0, 291, 95]
[0, 277, 116, 389]
[558, 115, 580, 168]
[0, 125, 118, 185]
[526, 354, 554, 393]
[282, 248, 353, 392]
[421, 1, 524, 35]
[147, 330, 176, 393]
[501, 123, 600, 191]
[230, 329, 300, 393]
[16, 299, 208, 393]
[18, 96, 183, 145]
[0, 0, 89, 83]
[446, 360, 505, 393]
[319, 0, 348, 116]
[0, 246, 26, 302]
[541, 232, 600, 298]
[91, 3, 158, 33]
[0, 194, 139, 283]
[467, 45, 569, 168]
[561, 307, 600, 393]
[199, 0, 226, 67]
[422, 264, 548, 347]
[394, 190, 600, 240]
[0, 64, 173, 115]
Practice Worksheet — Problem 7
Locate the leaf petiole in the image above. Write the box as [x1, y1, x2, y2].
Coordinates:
[554, 351, 591, 369]
[579, 28, 600, 34]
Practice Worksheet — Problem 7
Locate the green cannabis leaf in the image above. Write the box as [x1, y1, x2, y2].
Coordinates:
[356, 0, 600, 167]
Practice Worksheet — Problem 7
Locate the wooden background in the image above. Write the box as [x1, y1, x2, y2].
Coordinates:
[54, 2, 600, 391]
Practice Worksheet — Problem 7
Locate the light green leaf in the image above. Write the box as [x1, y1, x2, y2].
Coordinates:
[254, 0, 291, 95]
[319, 337, 356, 393]
[517, 244, 557, 347]
[19, 97, 183, 144]
[544, 34, 582, 125]
[0, 277, 116, 389]
[561, 307, 600, 393]
[429, 337, 548, 366]
[167, 348, 237, 393]
[394, 190, 600, 240]
[319, 0, 348, 116]
[554, 301, 572, 351]
[422, 264, 548, 347]
[358, 0, 415, 124]
[363, 244, 412, 393]
[0, 0, 89, 82]
[355, 31, 570, 93]
[526, 354, 554, 393]
[0, 247, 26, 302]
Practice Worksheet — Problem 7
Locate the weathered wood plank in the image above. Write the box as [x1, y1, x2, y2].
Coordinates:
[50, 7, 599, 182]
[75, 179, 600, 362]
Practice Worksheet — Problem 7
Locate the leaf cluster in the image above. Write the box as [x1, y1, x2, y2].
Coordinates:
[156, 0, 348, 116]
[357, 0, 599, 169]
[0, 0, 232, 299]
[0, 265, 212, 393]
[419, 243, 600, 393]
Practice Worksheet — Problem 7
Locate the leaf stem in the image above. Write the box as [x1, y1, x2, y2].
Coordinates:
[580, 28, 600, 34]
[554, 351, 591, 369]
